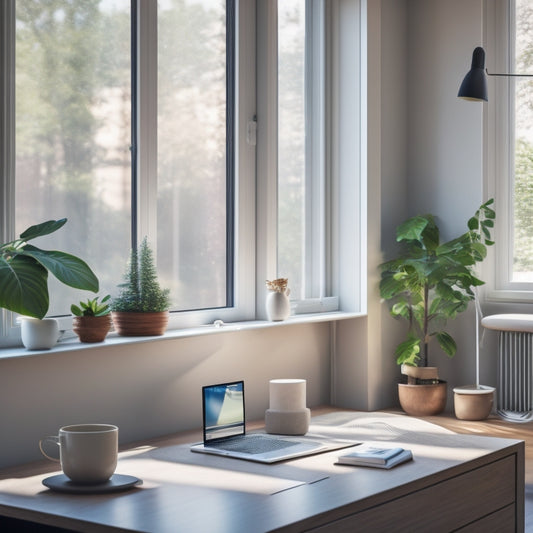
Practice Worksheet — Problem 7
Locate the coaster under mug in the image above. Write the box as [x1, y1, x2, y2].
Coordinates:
[42, 473, 141, 494]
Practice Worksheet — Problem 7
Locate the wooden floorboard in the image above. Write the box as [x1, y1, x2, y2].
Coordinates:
[419, 412, 533, 531]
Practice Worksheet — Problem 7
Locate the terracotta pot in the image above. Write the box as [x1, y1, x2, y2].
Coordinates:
[398, 381, 447, 416]
[111, 311, 169, 336]
[453, 385, 495, 420]
[73, 315, 112, 343]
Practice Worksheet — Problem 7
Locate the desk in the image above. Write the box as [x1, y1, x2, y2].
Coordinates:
[0, 410, 525, 532]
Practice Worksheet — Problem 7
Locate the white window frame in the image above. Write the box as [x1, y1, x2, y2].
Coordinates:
[485, 0, 533, 302]
[0, 0, 365, 348]
[257, 0, 366, 318]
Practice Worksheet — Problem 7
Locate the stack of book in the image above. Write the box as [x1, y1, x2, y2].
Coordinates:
[336, 445, 413, 469]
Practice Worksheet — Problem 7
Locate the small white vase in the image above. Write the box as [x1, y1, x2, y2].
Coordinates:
[266, 289, 291, 321]
[20, 317, 59, 350]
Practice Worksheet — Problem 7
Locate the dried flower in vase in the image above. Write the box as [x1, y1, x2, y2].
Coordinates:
[266, 278, 288, 293]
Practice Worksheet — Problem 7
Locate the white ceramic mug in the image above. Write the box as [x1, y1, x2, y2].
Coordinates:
[39, 424, 118, 484]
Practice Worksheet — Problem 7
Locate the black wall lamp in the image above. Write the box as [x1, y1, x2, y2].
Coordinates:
[458, 46, 533, 102]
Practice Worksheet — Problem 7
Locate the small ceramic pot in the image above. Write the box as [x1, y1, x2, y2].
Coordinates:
[20, 317, 59, 350]
[453, 385, 495, 420]
[266, 290, 291, 321]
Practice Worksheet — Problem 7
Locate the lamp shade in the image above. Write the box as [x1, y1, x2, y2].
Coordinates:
[458, 47, 488, 102]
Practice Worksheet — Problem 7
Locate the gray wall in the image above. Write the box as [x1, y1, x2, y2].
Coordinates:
[379, 0, 533, 407]
[405, 0, 486, 399]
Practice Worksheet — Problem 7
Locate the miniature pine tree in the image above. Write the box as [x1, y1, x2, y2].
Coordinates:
[138, 238, 170, 312]
[112, 238, 170, 312]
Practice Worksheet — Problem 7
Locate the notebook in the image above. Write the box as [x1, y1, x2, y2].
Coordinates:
[190, 380, 340, 463]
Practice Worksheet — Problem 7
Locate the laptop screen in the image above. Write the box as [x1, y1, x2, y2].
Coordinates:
[203, 381, 245, 443]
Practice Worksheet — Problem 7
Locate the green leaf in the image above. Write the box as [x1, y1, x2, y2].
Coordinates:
[396, 216, 429, 242]
[428, 296, 442, 315]
[436, 331, 457, 357]
[395, 337, 421, 366]
[379, 273, 404, 299]
[71, 304, 83, 317]
[0, 255, 49, 318]
[391, 301, 410, 319]
[467, 217, 479, 230]
[19, 219, 67, 242]
[21, 246, 99, 292]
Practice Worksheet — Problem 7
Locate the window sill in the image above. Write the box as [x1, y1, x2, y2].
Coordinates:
[0, 311, 365, 362]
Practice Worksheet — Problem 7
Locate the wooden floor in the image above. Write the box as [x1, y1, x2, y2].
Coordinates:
[419, 412, 533, 531]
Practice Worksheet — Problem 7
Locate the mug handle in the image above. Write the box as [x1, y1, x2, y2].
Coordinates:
[39, 436, 60, 462]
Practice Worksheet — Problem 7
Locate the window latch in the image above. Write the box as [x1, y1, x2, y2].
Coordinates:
[246, 116, 257, 146]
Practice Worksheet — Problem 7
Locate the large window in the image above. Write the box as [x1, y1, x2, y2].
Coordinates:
[10, 0, 234, 323]
[1, 0, 364, 346]
[487, 0, 533, 297]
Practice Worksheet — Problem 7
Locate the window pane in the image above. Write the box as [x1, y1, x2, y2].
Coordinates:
[15, 0, 132, 315]
[512, 0, 533, 282]
[278, 0, 306, 299]
[158, 0, 230, 311]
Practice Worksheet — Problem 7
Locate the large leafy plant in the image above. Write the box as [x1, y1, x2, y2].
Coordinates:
[379, 199, 495, 368]
[0, 219, 99, 319]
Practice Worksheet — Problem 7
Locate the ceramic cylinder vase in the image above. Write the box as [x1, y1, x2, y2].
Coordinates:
[266, 290, 290, 321]
[265, 379, 310, 435]
[20, 317, 59, 350]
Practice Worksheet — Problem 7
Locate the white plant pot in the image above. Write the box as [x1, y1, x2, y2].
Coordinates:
[266, 290, 291, 321]
[19, 317, 59, 350]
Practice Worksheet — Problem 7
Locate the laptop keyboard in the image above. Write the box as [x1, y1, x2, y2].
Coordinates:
[210, 435, 299, 455]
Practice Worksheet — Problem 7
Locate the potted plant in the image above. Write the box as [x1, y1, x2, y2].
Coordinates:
[71, 295, 112, 343]
[379, 199, 495, 416]
[0, 219, 99, 349]
[111, 238, 171, 336]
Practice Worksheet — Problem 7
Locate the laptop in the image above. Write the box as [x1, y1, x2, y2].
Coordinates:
[190, 380, 333, 463]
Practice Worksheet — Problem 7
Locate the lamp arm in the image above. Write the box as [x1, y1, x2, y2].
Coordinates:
[486, 69, 533, 78]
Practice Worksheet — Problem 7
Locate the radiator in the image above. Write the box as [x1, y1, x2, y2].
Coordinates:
[498, 330, 533, 422]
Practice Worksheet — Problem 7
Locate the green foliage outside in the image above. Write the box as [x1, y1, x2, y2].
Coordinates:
[379, 200, 495, 368]
[112, 238, 171, 313]
[14, 0, 228, 314]
[513, 2, 533, 278]
[514, 139, 533, 272]
[15, 0, 131, 313]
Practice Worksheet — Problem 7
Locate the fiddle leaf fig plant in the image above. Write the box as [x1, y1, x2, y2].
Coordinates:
[379, 199, 495, 368]
[0, 219, 99, 319]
